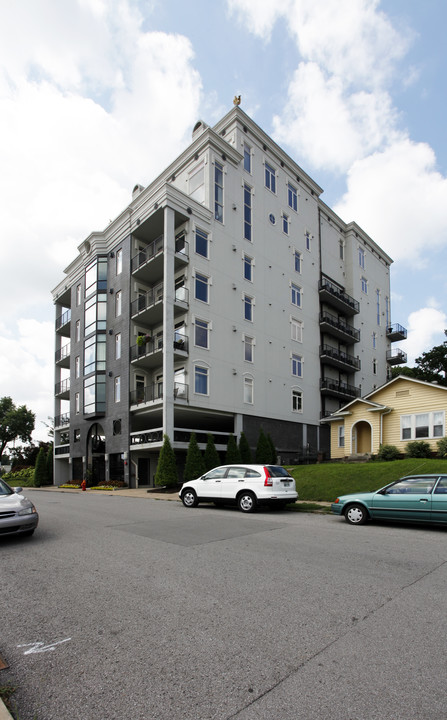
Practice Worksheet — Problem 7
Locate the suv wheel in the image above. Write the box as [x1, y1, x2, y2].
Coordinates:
[182, 489, 198, 508]
[238, 491, 256, 513]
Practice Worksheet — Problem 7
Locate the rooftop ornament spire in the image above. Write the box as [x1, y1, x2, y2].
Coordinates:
[233, 95, 241, 106]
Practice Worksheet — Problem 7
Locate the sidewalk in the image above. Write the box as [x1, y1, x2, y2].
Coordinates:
[29, 486, 180, 500]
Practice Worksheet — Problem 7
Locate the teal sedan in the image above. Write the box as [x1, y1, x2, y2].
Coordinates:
[332, 474, 447, 525]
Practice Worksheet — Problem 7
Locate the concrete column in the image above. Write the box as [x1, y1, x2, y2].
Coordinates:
[163, 206, 175, 441]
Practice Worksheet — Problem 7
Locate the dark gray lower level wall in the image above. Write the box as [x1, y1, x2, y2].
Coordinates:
[242, 415, 330, 464]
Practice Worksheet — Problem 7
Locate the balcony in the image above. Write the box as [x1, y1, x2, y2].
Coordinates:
[131, 234, 189, 283]
[55, 343, 71, 368]
[386, 348, 407, 365]
[130, 381, 189, 407]
[320, 345, 361, 372]
[130, 429, 164, 447]
[319, 311, 360, 343]
[386, 323, 407, 342]
[55, 309, 71, 337]
[320, 378, 361, 400]
[131, 285, 189, 326]
[54, 413, 70, 428]
[54, 445, 70, 456]
[55, 379, 70, 399]
[319, 278, 359, 316]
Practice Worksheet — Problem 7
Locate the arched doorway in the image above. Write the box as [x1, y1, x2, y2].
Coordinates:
[86, 423, 106, 485]
[351, 421, 372, 455]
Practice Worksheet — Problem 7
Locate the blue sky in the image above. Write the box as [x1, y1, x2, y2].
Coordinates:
[0, 0, 446, 443]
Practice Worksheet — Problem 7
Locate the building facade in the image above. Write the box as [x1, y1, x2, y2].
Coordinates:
[52, 106, 406, 487]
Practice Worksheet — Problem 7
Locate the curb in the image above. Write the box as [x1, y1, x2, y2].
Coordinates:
[0, 699, 13, 720]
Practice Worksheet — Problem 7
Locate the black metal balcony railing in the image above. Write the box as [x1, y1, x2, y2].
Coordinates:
[319, 278, 360, 315]
[54, 413, 70, 428]
[54, 445, 70, 456]
[130, 382, 188, 406]
[55, 309, 71, 331]
[131, 285, 189, 318]
[130, 334, 189, 363]
[55, 379, 70, 396]
[320, 344, 361, 370]
[130, 430, 164, 446]
[55, 343, 71, 363]
[386, 323, 408, 341]
[131, 233, 188, 273]
[320, 378, 361, 399]
[386, 348, 408, 365]
[319, 311, 360, 342]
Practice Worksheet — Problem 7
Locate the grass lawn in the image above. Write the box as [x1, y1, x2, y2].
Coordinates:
[287, 458, 447, 502]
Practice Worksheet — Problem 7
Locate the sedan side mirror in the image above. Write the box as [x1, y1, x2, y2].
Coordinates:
[14, 487, 23, 494]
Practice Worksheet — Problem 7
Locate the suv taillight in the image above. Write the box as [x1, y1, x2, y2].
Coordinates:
[264, 467, 273, 486]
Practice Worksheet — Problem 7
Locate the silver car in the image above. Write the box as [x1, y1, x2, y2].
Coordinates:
[0, 478, 39, 537]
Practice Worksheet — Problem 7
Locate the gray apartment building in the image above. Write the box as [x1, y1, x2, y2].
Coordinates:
[52, 105, 407, 487]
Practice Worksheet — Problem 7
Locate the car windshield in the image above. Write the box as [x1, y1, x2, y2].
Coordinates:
[0, 479, 14, 496]
[266, 466, 292, 478]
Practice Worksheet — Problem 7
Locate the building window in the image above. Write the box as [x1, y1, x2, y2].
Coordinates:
[195, 228, 208, 258]
[361, 277, 368, 294]
[244, 376, 254, 404]
[385, 295, 390, 328]
[401, 412, 444, 440]
[339, 240, 344, 260]
[376, 289, 381, 325]
[75, 356, 80, 379]
[359, 247, 365, 269]
[114, 376, 121, 403]
[195, 365, 208, 395]
[115, 290, 122, 317]
[195, 318, 209, 349]
[243, 144, 251, 173]
[243, 183, 252, 241]
[189, 162, 205, 203]
[282, 213, 289, 235]
[84, 334, 106, 375]
[294, 250, 302, 273]
[214, 161, 224, 223]
[116, 249, 123, 275]
[76, 284, 81, 306]
[291, 283, 302, 308]
[244, 335, 254, 362]
[292, 354, 303, 377]
[115, 332, 121, 360]
[265, 162, 276, 193]
[244, 294, 253, 322]
[338, 425, 345, 448]
[292, 389, 302, 413]
[243, 254, 253, 282]
[113, 420, 122, 435]
[372, 332, 377, 349]
[305, 231, 311, 251]
[288, 182, 298, 212]
[373, 358, 377, 375]
[75, 392, 80, 414]
[195, 272, 209, 303]
[291, 318, 303, 342]
[76, 320, 81, 342]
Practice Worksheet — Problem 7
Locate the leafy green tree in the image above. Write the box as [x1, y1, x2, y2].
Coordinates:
[204, 434, 220, 471]
[0, 397, 35, 458]
[155, 435, 178, 487]
[184, 433, 206, 481]
[413, 331, 447, 386]
[46, 445, 54, 485]
[225, 433, 241, 464]
[238, 432, 252, 463]
[33, 447, 48, 487]
[267, 433, 277, 464]
[255, 428, 271, 464]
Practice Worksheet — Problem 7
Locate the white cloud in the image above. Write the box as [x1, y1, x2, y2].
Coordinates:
[405, 307, 447, 366]
[334, 139, 447, 264]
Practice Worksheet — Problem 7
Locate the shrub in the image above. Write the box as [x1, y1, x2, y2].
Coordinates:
[377, 444, 400, 461]
[155, 435, 178, 487]
[46, 446, 54, 485]
[267, 433, 277, 464]
[204, 434, 220, 471]
[184, 433, 206, 482]
[2, 467, 34, 485]
[436, 437, 447, 458]
[255, 428, 271, 464]
[225, 434, 241, 464]
[405, 440, 432, 458]
[33, 447, 48, 487]
[239, 432, 252, 463]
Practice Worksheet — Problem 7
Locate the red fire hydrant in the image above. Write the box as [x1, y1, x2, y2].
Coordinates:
[81, 479, 87, 492]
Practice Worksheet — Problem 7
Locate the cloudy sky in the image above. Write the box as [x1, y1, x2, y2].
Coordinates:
[1, 0, 446, 444]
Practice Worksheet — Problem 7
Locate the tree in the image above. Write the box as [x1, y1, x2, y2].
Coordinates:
[184, 433, 206, 481]
[46, 445, 54, 485]
[225, 434, 241, 464]
[204, 434, 220, 471]
[155, 435, 178, 487]
[413, 331, 447, 386]
[255, 428, 271, 464]
[0, 397, 35, 458]
[267, 433, 277, 464]
[33, 447, 48, 487]
[238, 432, 252, 463]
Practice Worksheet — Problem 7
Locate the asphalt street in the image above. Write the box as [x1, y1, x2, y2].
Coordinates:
[2, 490, 447, 720]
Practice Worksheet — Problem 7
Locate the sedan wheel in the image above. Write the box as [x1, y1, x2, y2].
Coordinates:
[238, 492, 256, 513]
[345, 503, 368, 525]
[182, 489, 198, 508]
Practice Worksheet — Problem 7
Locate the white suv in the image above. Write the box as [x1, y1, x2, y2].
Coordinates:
[179, 464, 298, 513]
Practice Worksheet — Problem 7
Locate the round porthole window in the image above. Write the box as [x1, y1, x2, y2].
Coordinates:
[269, 213, 276, 225]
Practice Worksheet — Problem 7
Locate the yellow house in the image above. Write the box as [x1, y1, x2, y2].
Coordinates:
[325, 376, 447, 459]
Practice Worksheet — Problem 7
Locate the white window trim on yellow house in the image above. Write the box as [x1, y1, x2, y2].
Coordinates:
[323, 376, 447, 459]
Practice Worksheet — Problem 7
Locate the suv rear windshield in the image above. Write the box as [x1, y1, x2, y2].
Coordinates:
[266, 466, 292, 478]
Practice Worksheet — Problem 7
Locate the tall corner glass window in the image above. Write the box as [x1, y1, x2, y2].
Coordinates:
[214, 161, 224, 223]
